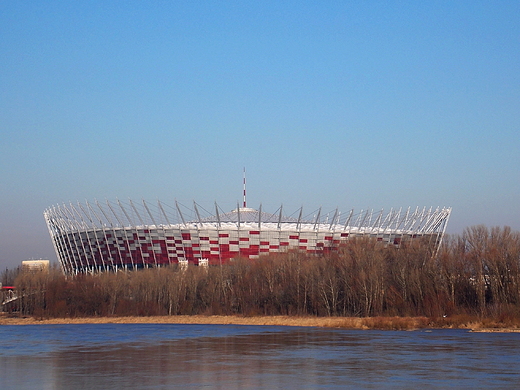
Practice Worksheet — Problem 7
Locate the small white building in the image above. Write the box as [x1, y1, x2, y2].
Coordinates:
[22, 260, 50, 273]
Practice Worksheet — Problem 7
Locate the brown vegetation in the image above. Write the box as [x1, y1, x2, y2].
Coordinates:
[3, 226, 520, 330]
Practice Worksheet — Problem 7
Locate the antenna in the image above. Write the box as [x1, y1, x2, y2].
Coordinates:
[243, 167, 247, 208]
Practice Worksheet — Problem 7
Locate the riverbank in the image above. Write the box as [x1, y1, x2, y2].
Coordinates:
[2, 314, 520, 331]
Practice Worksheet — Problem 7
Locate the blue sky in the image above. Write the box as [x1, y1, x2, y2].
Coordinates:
[1, 1, 519, 269]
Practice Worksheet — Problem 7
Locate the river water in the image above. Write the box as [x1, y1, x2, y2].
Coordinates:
[1, 324, 519, 389]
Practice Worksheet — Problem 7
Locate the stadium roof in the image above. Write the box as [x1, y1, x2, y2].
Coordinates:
[200, 207, 301, 224]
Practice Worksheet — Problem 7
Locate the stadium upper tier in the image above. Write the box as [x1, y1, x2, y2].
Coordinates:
[44, 200, 451, 274]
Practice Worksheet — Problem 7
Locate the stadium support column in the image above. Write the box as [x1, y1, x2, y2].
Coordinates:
[277, 204, 283, 230]
[71, 203, 93, 272]
[343, 209, 354, 236]
[44, 207, 72, 275]
[422, 207, 438, 250]
[436, 207, 451, 256]
[297, 206, 303, 232]
[430, 208, 451, 249]
[142, 199, 160, 268]
[372, 209, 384, 239]
[276, 204, 283, 252]
[330, 208, 340, 246]
[61, 204, 86, 273]
[313, 207, 321, 231]
[53, 206, 75, 273]
[106, 199, 133, 271]
[382, 208, 398, 245]
[130, 199, 157, 269]
[69, 203, 94, 273]
[194, 202, 209, 265]
[412, 207, 427, 239]
[236, 202, 243, 258]
[398, 207, 411, 243]
[258, 203, 262, 229]
[407, 207, 420, 236]
[359, 209, 370, 235]
[158, 200, 175, 266]
[329, 208, 338, 230]
[313, 207, 322, 254]
[409, 207, 422, 241]
[88, 201, 115, 271]
[175, 201, 186, 226]
[174, 200, 188, 264]
[158, 200, 171, 225]
[117, 199, 141, 270]
[194, 201, 203, 225]
[96, 200, 125, 271]
[43, 210, 58, 271]
[215, 202, 221, 228]
[78, 202, 106, 272]
[215, 201, 222, 267]
[295, 206, 303, 253]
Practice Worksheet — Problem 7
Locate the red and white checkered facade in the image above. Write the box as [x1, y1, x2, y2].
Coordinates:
[44, 200, 451, 274]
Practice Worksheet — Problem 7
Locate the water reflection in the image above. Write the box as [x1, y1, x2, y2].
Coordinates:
[1, 325, 520, 389]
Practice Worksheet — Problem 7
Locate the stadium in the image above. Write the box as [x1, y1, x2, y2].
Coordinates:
[44, 198, 452, 275]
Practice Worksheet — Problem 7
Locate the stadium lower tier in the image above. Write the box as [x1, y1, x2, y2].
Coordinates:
[51, 224, 438, 274]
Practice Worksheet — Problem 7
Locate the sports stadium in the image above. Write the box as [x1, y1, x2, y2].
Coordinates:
[44, 198, 451, 275]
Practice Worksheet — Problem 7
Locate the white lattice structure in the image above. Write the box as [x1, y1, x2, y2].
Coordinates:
[44, 200, 451, 274]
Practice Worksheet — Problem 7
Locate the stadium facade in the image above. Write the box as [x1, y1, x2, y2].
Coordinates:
[44, 199, 451, 275]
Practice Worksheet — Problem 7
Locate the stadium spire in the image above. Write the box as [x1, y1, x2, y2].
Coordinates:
[243, 167, 247, 208]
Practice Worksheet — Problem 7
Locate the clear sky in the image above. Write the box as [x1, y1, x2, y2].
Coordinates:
[1, 1, 519, 269]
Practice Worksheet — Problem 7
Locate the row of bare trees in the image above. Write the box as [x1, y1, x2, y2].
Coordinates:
[5, 225, 520, 319]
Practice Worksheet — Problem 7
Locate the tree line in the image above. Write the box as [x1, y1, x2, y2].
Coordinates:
[4, 225, 520, 320]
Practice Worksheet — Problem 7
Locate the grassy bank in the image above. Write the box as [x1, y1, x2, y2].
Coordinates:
[2, 314, 520, 332]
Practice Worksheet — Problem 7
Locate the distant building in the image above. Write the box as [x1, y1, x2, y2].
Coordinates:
[22, 260, 50, 273]
[44, 199, 451, 275]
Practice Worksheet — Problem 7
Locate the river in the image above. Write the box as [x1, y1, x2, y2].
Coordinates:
[1, 324, 519, 389]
